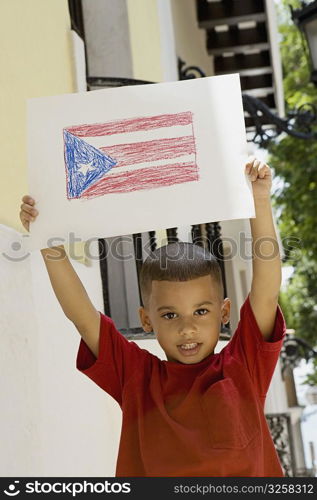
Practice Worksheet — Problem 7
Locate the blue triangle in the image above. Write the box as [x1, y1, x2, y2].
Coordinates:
[64, 130, 117, 198]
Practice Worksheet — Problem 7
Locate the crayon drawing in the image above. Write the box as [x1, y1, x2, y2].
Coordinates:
[28, 75, 253, 251]
[63, 111, 198, 199]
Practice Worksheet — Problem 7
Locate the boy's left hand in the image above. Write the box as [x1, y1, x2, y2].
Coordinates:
[245, 156, 272, 200]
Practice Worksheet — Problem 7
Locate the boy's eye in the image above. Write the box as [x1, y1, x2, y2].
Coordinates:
[161, 309, 209, 320]
[195, 308, 209, 316]
[161, 312, 177, 320]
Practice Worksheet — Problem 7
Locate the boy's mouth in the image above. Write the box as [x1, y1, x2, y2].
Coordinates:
[177, 342, 202, 356]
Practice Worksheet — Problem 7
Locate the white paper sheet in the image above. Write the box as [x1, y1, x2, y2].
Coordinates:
[27, 74, 255, 251]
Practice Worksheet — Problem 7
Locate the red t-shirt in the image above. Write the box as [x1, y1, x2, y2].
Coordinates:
[76, 294, 286, 477]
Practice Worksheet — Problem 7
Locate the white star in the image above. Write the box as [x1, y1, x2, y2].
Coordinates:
[77, 161, 95, 176]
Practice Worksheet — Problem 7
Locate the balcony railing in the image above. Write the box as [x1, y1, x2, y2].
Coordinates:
[266, 412, 296, 477]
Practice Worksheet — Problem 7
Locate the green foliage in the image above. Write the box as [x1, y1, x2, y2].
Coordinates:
[266, 2, 317, 374]
[268, 136, 317, 259]
[276, 0, 316, 107]
[302, 358, 317, 386]
[279, 258, 317, 345]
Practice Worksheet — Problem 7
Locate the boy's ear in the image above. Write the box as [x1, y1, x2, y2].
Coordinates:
[221, 298, 231, 325]
[139, 307, 153, 333]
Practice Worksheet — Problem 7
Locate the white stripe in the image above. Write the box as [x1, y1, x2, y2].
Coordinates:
[82, 123, 194, 149]
[108, 153, 196, 175]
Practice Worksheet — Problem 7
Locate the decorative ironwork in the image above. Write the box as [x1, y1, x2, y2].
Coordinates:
[205, 222, 230, 335]
[132, 233, 144, 306]
[98, 238, 111, 316]
[280, 334, 317, 373]
[191, 224, 203, 246]
[166, 227, 178, 244]
[178, 58, 206, 80]
[177, 60, 317, 147]
[205, 222, 228, 298]
[266, 413, 296, 477]
[242, 94, 317, 147]
[148, 231, 157, 252]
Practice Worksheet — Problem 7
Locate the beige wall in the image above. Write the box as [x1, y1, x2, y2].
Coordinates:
[0, 0, 75, 231]
[171, 0, 214, 76]
[127, 0, 164, 82]
[126, 0, 213, 82]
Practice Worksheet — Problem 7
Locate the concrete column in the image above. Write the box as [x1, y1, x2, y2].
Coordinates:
[82, 0, 133, 78]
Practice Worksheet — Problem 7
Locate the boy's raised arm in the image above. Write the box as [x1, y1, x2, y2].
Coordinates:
[20, 196, 101, 357]
[245, 158, 282, 341]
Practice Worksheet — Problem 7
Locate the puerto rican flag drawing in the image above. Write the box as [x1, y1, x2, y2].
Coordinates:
[63, 111, 199, 199]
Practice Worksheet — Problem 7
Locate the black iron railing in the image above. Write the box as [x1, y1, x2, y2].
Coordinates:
[266, 413, 296, 477]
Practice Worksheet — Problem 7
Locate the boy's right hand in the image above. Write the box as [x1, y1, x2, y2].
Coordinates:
[20, 195, 38, 232]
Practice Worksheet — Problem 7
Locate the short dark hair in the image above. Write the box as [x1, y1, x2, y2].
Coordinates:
[139, 242, 224, 307]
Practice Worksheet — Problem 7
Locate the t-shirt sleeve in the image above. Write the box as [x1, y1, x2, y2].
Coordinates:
[226, 294, 286, 399]
[76, 312, 149, 406]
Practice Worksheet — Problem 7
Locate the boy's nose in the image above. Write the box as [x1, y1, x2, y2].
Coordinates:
[178, 321, 197, 338]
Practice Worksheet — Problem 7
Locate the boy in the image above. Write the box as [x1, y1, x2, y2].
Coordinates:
[20, 157, 286, 477]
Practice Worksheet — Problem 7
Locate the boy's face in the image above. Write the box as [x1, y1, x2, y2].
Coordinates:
[139, 275, 231, 364]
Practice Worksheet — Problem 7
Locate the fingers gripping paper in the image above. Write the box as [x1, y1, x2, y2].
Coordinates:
[27, 75, 254, 250]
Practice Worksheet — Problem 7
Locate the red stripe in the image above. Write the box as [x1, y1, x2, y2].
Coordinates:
[79, 162, 199, 198]
[65, 112, 193, 137]
[99, 136, 196, 168]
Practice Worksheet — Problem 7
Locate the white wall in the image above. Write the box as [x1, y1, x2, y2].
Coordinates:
[30, 241, 122, 476]
[1, 232, 122, 476]
[1, 226, 41, 476]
